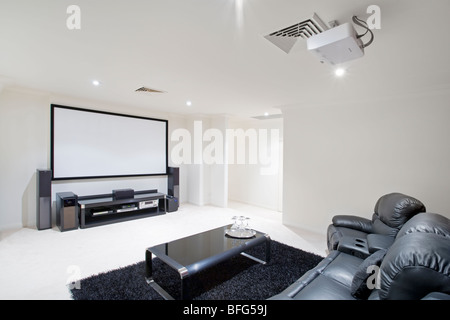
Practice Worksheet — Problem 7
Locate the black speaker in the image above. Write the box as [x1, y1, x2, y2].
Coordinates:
[56, 192, 79, 232]
[36, 169, 52, 230]
[112, 188, 134, 200]
[168, 167, 179, 199]
[159, 195, 179, 212]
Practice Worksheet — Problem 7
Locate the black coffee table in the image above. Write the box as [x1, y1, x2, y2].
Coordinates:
[145, 224, 271, 300]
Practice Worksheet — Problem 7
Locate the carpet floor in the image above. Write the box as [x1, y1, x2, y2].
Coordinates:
[70, 240, 323, 300]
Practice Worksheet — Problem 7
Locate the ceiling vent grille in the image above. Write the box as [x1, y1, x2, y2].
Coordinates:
[135, 86, 165, 94]
[264, 13, 329, 53]
[252, 114, 283, 120]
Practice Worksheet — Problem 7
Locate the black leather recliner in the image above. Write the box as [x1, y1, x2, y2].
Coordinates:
[327, 193, 426, 257]
[270, 212, 450, 300]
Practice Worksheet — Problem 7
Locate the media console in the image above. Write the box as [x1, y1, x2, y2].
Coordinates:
[77, 189, 166, 229]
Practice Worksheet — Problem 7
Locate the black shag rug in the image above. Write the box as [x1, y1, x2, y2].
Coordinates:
[70, 240, 323, 300]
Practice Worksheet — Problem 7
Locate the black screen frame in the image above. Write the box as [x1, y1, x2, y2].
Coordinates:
[50, 104, 168, 181]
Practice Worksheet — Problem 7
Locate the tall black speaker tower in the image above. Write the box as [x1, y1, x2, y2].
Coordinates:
[36, 169, 52, 230]
[168, 167, 179, 199]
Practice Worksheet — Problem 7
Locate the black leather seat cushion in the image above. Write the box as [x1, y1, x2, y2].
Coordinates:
[269, 251, 362, 300]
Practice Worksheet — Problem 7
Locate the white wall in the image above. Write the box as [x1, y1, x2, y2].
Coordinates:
[209, 116, 229, 208]
[167, 113, 188, 204]
[281, 89, 450, 234]
[180, 115, 283, 210]
[0, 88, 50, 229]
[180, 115, 229, 207]
[228, 117, 283, 211]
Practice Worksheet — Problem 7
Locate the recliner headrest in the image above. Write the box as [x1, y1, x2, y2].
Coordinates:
[379, 232, 450, 300]
[396, 212, 450, 239]
[374, 193, 426, 229]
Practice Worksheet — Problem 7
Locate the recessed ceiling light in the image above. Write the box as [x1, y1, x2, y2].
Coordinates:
[264, 112, 269, 116]
[92, 80, 101, 86]
[335, 68, 346, 77]
[186, 100, 192, 106]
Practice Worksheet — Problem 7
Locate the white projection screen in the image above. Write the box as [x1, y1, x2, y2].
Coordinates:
[51, 105, 168, 180]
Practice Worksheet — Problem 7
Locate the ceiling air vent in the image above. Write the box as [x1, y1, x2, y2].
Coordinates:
[135, 86, 165, 94]
[252, 114, 283, 120]
[265, 13, 329, 53]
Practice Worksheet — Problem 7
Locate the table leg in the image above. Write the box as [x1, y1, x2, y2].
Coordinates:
[181, 277, 191, 300]
[179, 267, 191, 300]
[145, 249, 153, 280]
[240, 235, 271, 265]
[265, 235, 271, 263]
[146, 250, 176, 300]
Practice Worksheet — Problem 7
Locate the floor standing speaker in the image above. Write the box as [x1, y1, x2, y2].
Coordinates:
[168, 167, 179, 199]
[36, 169, 52, 230]
[56, 192, 79, 232]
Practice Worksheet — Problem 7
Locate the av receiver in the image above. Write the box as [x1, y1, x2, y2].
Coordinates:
[139, 199, 159, 209]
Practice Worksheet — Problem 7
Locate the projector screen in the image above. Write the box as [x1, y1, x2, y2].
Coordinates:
[51, 104, 168, 180]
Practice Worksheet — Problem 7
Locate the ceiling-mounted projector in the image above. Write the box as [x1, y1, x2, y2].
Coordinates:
[307, 23, 363, 65]
[307, 16, 374, 65]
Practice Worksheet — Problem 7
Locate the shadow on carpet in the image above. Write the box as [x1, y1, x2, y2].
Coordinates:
[70, 240, 323, 300]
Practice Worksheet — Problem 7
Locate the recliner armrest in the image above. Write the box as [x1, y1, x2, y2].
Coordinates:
[332, 215, 373, 233]
[336, 236, 370, 259]
[367, 234, 395, 253]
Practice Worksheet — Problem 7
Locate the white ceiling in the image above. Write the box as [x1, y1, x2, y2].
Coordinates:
[1, 0, 450, 118]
